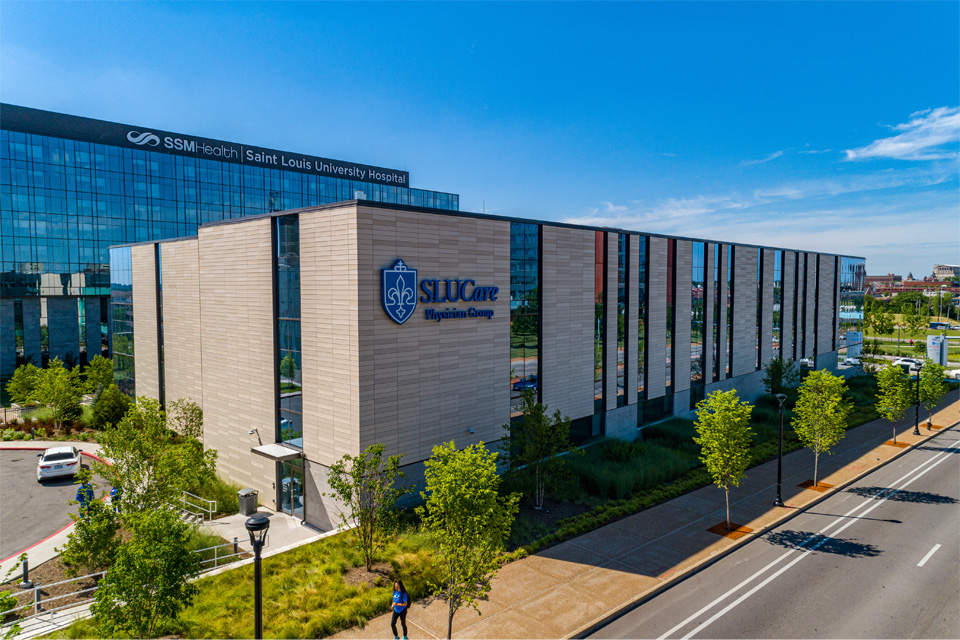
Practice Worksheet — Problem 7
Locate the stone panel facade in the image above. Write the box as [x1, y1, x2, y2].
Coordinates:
[197, 218, 276, 507]
[673, 240, 692, 393]
[818, 255, 836, 355]
[355, 206, 511, 464]
[605, 232, 619, 411]
[131, 244, 160, 400]
[732, 247, 758, 377]
[627, 234, 640, 406]
[781, 251, 795, 361]
[541, 226, 596, 421]
[160, 239, 203, 407]
[646, 237, 668, 399]
[805, 254, 818, 359]
[759, 248, 775, 366]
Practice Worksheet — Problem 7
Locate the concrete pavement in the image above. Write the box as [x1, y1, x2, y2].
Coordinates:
[592, 426, 960, 638]
[332, 391, 959, 640]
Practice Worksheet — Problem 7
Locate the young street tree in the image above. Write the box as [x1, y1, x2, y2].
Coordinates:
[326, 443, 409, 572]
[792, 370, 850, 487]
[865, 306, 894, 336]
[876, 362, 913, 444]
[501, 389, 578, 510]
[417, 442, 519, 640]
[91, 508, 200, 639]
[919, 357, 948, 427]
[693, 390, 754, 531]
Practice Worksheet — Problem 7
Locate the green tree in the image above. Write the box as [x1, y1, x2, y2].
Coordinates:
[58, 470, 121, 576]
[84, 354, 115, 395]
[4, 363, 39, 405]
[792, 370, 850, 487]
[693, 390, 754, 531]
[33, 357, 82, 431]
[761, 356, 800, 396]
[501, 389, 579, 510]
[876, 363, 913, 444]
[167, 397, 204, 441]
[417, 442, 519, 639]
[94, 397, 217, 512]
[326, 443, 409, 571]
[919, 357, 948, 426]
[865, 306, 894, 336]
[90, 384, 132, 429]
[900, 303, 926, 341]
[91, 508, 200, 638]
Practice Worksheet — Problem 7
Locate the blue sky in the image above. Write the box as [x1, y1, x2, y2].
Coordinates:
[2, 1, 957, 274]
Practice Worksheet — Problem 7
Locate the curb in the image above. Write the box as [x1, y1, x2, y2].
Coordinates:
[567, 417, 959, 639]
[0, 521, 76, 564]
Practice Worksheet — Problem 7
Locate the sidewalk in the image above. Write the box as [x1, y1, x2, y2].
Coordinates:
[333, 390, 960, 640]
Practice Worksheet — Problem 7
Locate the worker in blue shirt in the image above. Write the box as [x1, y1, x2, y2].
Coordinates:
[390, 579, 409, 640]
[110, 486, 121, 513]
[76, 481, 94, 517]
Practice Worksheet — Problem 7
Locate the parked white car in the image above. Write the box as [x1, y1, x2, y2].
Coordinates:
[842, 357, 861, 367]
[948, 369, 960, 380]
[36, 446, 82, 482]
[892, 357, 922, 373]
[799, 358, 815, 369]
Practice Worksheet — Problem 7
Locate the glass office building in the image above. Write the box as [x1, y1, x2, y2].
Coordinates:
[0, 103, 458, 376]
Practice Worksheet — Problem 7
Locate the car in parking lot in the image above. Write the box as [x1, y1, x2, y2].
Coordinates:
[842, 357, 861, 367]
[948, 369, 960, 380]
[799, 358, 814, 369]
[36, 446, 82, 482]
[892, 357, 922, 373]
[512, 374, 538, 391]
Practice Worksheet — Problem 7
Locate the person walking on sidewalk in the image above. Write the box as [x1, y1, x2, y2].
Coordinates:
[390, 579, 409, 640]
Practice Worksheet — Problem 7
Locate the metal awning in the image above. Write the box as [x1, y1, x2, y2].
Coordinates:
[251, 443, 302, 462]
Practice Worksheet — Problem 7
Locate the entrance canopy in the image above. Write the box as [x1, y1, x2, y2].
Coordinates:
[251, 443, 302, 462]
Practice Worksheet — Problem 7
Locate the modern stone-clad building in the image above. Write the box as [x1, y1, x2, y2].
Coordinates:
[112, 200, 865, 531]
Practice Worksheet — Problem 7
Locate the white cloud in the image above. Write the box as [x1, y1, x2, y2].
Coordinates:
[845, 106, 960, 161]
[740, 149, 784, 166]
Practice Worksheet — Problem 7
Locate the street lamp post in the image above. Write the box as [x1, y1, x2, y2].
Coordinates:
[245, 514, 270, 640]
[775, 393, 787, 507]
[914, 363, 923, 436]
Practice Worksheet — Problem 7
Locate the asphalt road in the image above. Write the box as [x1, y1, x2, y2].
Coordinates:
[590, 426, 960, 639]
[0, 450, 91, 559]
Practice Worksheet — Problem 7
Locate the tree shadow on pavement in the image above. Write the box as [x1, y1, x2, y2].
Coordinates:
[847, 486, 958, 505]
[764, 530, 883, 558]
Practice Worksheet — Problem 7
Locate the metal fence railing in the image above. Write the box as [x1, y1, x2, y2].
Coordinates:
[173, 491, 217, 523]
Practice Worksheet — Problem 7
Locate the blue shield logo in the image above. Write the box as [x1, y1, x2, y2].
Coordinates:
[381, 259, 418, 325]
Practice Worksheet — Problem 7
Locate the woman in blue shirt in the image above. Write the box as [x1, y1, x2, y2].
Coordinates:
[390, 579, 409, 640]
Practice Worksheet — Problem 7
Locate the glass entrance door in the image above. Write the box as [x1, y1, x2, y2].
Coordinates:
[279, 458, 305, 519]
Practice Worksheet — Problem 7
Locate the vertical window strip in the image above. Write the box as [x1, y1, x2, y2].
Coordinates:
[713, 244, 721, 382]
[637, 236, 648, 401]
[617, 233, 628, 407]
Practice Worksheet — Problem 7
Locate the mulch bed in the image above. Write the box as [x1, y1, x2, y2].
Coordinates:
[798, 480, 834, 493]
[706, 522, 753, 540]
[1, 556, 100, 621]
[342, 561, 393, 588]
[883, 440, 911, 448]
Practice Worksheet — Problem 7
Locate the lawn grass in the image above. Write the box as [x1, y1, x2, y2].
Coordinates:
[51, 527, 439, 639]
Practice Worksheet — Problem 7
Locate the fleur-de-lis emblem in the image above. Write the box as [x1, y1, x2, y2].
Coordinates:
[381, 259, 418, 324]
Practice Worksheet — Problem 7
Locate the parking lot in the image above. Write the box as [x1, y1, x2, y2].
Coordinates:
[0, 450, 97, 560]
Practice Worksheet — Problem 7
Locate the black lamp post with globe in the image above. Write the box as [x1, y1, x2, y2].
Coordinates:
[245, 514, 270, 640]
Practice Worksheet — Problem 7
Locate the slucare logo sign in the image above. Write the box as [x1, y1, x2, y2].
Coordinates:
[381, 259, 498, 325]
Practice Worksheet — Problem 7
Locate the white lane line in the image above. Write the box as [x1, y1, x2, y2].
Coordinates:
[656, 443, 958, 640]
[917, 544, 942, 567]
[678, 445, 958, 640]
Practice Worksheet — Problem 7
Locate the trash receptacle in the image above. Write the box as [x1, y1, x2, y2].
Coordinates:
[238, 488, 258, 516]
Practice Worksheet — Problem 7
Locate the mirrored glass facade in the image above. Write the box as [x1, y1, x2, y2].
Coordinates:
[839, 256, 866, 359]
[712, 244, 721, 382]
[109, 246, 134, 396]
[725, 245, 734, 378]
[773, 250, 783, 358]
[690, 242, 705, 409]
[510, 222, 540, 416]
[276, 215, 303, 448]
[594, 231, 605, 434]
